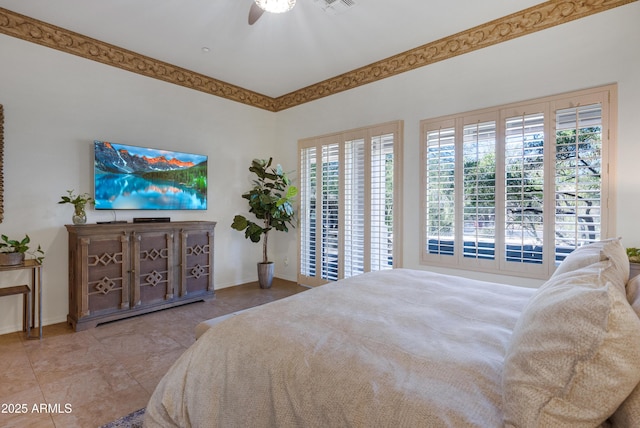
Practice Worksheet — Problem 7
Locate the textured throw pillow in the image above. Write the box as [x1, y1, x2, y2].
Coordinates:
[599, 238, 630, 287]
[611, 275, 640, 426]
[627, 275, 640, 317]
[502, 274, 640, 427]
[613, 384, 640, 427]
[552, 241, 608, 278]
[552, 238, 627, 281]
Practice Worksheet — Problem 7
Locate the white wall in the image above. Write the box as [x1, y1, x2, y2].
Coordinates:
[1, 3, 638, 334]
[0, 35, 277, 334]
[273, 3, 640, 287]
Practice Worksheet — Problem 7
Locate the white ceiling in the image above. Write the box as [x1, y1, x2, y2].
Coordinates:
[0, 0, 542, 98]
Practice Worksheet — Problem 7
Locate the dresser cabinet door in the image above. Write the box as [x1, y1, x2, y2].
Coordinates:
[180, 228, 214, 297]
[81, 233, 131, 318]
[132, 231, 174, 306]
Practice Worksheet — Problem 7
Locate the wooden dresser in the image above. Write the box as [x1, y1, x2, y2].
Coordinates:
[65, 221, 215, 330]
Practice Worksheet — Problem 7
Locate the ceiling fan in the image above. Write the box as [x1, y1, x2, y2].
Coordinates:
[248, 0, 355, 25]
[248, 0, 295, 25]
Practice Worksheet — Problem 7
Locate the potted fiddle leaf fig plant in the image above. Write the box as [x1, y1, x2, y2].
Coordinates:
[231, 158, 297, 289]
[0, 234, 45, 266]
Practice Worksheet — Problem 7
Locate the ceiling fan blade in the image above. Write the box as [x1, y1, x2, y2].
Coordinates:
[248, 2, 265, 25]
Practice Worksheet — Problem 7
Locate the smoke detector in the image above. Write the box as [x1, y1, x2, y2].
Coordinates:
[311, 0, 356, 15]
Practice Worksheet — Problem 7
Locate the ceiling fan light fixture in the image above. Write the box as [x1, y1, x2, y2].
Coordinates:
[254, 0, 296, 14]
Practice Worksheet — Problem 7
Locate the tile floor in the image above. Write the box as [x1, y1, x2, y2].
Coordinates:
[0, 279, 306, 428]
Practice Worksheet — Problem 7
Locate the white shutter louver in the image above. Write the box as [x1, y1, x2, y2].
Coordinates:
[321, 144, 340, 281]
[554, 103, 603, 261]
[463, 121, 496, 260]
[299, 147, 317, 277]
[370, 133, 395, 271]
[425, 127, 456, 256]
[344, 138, 366, 277]
[504, 113, 545, 264]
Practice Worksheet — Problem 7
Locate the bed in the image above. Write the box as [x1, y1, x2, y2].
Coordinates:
[145, 238, 640, 427]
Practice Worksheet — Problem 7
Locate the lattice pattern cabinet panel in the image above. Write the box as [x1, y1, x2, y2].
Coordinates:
[181, 229, 214, 297]
[134, 231, 173, 306]
[66, 221, 215, 330]
[82, 233, 130, 319]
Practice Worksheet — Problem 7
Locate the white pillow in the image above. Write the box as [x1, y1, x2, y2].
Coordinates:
[626, 274, 640, 317]
[612, 384, 640, 427]
[503, 272, 640, 427]
[610, 275, 640, 426]
[599, 238, 631, 286]
[552, 240, 608, 278]
[552, 238, 628, 284]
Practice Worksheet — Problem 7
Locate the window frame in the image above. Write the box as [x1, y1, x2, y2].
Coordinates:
[420, 84, 617, 279]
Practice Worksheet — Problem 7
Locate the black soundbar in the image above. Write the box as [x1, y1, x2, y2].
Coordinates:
[133, 217, 171, 223]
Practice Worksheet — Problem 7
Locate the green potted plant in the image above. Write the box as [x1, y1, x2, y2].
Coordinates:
[627, 247, 640, 264]
[59, 189, 94, 225]
[628, 247, 640, 279]
[231, 158, 297, 288]
[0, 234, 45, 266]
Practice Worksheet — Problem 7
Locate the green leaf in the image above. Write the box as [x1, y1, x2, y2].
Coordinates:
[263, 172, 279, 181]
[259, 193, 272, 206]
[246, 223, 263, 242]
[231, 215, 248, 231]
[249, 166, 265, 179]
[282, 202, 294, 216]
[273, 223, 289, 232]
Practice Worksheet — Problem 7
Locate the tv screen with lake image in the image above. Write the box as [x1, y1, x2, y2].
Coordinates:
[94, 141, 207, 210]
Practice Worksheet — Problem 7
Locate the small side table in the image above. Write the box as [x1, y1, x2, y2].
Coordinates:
[0, 259, 43, 339]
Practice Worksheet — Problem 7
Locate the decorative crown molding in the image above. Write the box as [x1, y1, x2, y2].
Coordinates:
[0, 0, 636, 112]
[274, 0, 637, 110]
[0, 8, 278, 112]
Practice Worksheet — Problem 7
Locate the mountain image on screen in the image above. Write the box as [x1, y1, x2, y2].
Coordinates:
[95, 142, 197, 173]
[94, 141, 208, 210]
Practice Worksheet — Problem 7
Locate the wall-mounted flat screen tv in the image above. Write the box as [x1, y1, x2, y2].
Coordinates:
[94, 141, 208, 210]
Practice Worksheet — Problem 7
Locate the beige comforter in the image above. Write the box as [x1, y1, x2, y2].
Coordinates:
[145, 268, 535, 427]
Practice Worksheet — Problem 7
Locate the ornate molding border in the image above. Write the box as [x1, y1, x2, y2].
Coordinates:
[0, 8, 278, 112]
[0, 0, 636, 112]
[275, 0, 637, 110]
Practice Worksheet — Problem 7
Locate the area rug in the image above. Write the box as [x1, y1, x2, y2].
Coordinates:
[99, 407, 145, 428]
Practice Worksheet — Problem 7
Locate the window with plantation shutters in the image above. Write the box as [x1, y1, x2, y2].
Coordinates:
[425, 126, 456, 257]
[344, 138, 366, 278]
[298, 121, 403, 287]
[370, 133, 396, 271]
[463, 120, 497, 261]
[554, 103, 603, 260]
[420, 85, 616, 279]
[321, 143, 340, 281]
[504, 112, 545, 266]
[299, 146, 317, 278]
